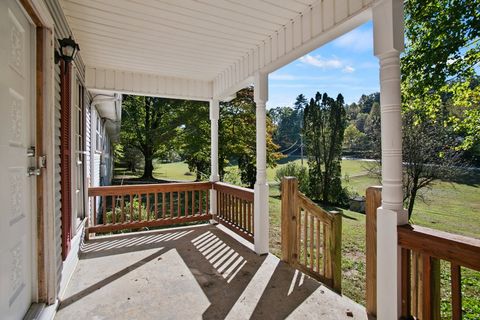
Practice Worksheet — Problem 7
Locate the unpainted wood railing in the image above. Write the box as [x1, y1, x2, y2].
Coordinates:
[87, 182, 212, 235]
[213, 182, 254, 243]
[398, 225, 480, 320]
[281, 177, 342, 293]
[365, 186, 480, 320]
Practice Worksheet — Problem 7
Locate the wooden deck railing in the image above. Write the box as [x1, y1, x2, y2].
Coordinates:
[281, 177, 342, 293]
[365, 186, 480, 320]
[213, 182, 254, 243]
[87, 182, 212, 235]
[398, 225, 480, 320]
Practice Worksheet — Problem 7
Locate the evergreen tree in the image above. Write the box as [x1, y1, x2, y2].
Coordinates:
[364, 101, 381, 159]
[303, 92, 347, 204]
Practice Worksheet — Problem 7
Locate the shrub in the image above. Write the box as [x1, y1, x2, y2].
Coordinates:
[223, 168, 243, 186]
[275, 162, 309, 194]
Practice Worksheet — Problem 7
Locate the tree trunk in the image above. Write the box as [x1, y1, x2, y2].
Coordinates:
[407, 188, 417, 220]
[128, 161, 136, 173]
[196, 167, 201, 182]
[143, 157, 154, 179]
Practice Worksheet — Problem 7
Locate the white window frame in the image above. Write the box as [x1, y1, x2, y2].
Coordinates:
[95, 112, 103, 153]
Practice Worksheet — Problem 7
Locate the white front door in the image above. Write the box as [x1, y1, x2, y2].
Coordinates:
[0, 0, 36, 319]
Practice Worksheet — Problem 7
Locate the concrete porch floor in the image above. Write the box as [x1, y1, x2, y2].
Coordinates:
[55, 224, 368, 320]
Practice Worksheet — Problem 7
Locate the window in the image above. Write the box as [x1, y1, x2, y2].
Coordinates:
[96, 113, 103, 152]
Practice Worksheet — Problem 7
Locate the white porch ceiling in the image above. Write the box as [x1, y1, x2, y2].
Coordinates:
[61, 0, 373, 100]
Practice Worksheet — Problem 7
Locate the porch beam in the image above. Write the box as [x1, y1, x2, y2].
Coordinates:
[85, 67, 213, 101]
[210, 99, 220, 217]
[212, 0, 374, 99]
[253, 72, 269, 255]
[373, 0, 409, 319]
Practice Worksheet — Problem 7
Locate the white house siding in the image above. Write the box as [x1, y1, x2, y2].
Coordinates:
[93, 153, 101, 188]
[45, 0, 88, 297]
[90, 109, 114, 188]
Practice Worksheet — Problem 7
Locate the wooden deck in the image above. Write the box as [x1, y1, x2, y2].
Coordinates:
[55, 224, 369, 320]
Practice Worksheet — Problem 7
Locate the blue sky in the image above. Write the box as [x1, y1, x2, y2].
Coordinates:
[267, 22, 379, 108]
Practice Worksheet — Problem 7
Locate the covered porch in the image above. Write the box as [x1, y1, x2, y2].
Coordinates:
[58, 0, 415, 319]
[55, 224, 367, 320]
[4, 0, 477, 319]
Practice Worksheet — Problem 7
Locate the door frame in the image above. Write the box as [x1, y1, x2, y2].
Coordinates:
[70, 67, 87, 234]
[19, 0, 57, 305]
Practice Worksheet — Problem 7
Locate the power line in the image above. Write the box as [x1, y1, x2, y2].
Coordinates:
[278, 140, 298, 153]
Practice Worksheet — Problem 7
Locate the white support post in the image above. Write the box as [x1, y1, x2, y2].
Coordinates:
[254, 72, 269, 255]
[373, 0, 409, 319]
[210, 99, 220, 218]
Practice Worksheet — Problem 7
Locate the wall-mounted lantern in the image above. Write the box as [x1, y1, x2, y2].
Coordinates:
[55, 36, 80, 65]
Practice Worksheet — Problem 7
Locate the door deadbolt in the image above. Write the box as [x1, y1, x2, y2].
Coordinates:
[27, 146, 35, 157]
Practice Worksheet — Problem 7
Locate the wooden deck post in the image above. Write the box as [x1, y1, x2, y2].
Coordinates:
[412, 254, 441, 320]
[366, 186, 382, 317]
[281, 177, 298, 264]
[451, 263, 462, 320]
[330, 210, 342, 293]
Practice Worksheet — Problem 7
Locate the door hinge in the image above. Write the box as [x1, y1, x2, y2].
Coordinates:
[38, 155, 47, 168]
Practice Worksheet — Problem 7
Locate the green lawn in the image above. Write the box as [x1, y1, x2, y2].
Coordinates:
[114, 159, 480, 317]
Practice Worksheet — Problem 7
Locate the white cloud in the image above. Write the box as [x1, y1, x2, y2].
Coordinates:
[298, 54, 355, 74]
[333, 28, 373, 52]
[342, 65, 355, 73]
[299, 54, 343, 69]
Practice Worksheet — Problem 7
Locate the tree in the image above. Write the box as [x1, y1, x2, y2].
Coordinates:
[114, 143, 143, 173]
[304, 92, 347, 204]
[269, 106, 298, 151]
[402, 0, 480, 152]
[178, 100, 211, 181]
[355, 113, 368, 132]
[345, 102, 360, 122]
[402, 109, 463, 219]
[398, 0, 479, 218]
[120, 95, 183, 179]
[270, 93, 307, 155]
[294, 94, 308, 111]
[364, 101, 381, 159]
[343, 123, 367, 151]
[219, 87, 282, 187]
[358, 93, 380, 114]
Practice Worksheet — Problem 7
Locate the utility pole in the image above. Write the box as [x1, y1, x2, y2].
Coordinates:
[300, 133, 304, 166]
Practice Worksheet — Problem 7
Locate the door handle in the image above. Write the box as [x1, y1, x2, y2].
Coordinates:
[27, 167, 41, 176]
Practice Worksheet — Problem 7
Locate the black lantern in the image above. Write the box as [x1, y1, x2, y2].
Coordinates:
[55, 36, 80, 64]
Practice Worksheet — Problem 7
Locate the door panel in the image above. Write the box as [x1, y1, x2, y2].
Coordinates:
[0, 0, 35, 319]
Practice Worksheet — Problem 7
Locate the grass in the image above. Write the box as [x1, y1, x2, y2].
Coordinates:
[114, 159, 480, 318]
[115, 159, 368, 183]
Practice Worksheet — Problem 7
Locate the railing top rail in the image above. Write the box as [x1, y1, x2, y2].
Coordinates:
[213, 181, 254, 201]
[296, 191, 337, 222]
[88, 181, 213, 196]
[398, 224, 480, 271]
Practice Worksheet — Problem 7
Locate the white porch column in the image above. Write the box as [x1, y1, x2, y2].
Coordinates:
[373, 0, 409, 318]
[209, 99, 220, 217]
[254, 72, 269, 255]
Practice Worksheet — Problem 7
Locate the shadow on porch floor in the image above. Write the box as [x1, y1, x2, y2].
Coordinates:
[55, 225, 368, 320]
